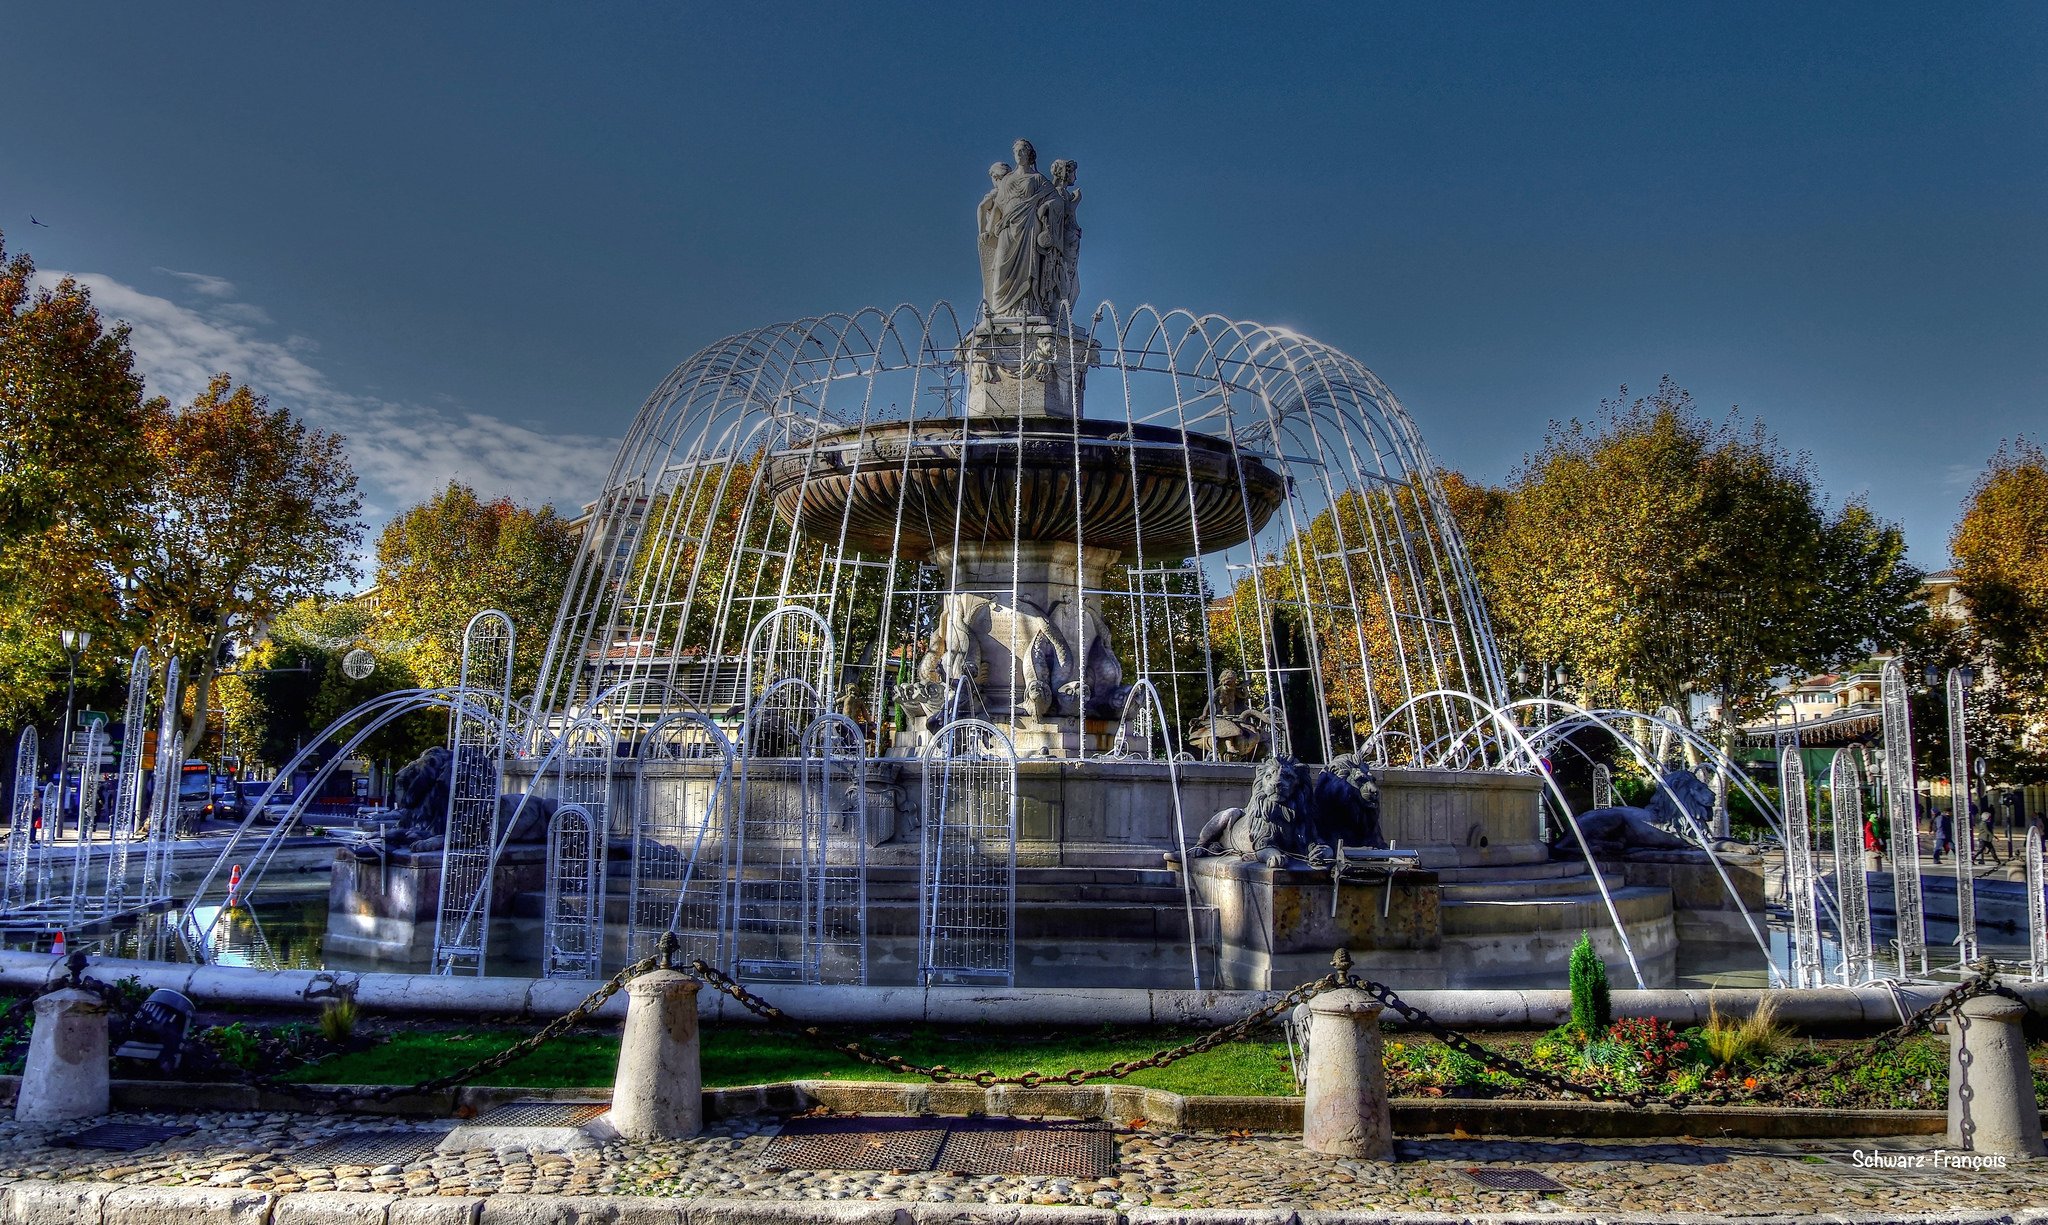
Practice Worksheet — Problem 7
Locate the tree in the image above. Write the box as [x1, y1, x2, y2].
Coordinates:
[130, 374, 363, 756]
[0, 233, 157, 731]
[213, 595, 437, 771]
[1943, 438, 2048, 781]
[371, 482, 577, 696]
[1468, 379, 1921, 724]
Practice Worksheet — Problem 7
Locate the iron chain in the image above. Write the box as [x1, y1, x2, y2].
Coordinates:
[237, 933, 685, 1106]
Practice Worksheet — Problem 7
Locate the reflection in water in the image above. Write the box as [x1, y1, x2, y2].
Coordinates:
[1681, 913, 2032, 990]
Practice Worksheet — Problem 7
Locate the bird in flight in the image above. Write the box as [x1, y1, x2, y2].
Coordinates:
[29, 216, 49, 227]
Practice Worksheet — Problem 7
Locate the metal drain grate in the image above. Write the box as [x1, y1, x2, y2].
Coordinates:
[1457, 1167, 1567, 1192]
[936, 1120, 1116, 1178]
[471, 1101, 609, 1128]
[57, 1123, 193, 1152]
[764, 1117, 949, 1172]
[297, 1130, 446, 1166]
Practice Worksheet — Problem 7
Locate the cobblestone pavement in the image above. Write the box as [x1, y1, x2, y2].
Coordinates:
[0, 1108, 2043, 1215]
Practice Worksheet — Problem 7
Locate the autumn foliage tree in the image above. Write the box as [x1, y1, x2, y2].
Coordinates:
[0, 232, 157, 729]
[1463, 379, 1921, 724]
[131, 374, 363, 756]
[371, 482, 577, 696]
[1944, 438, 2048, 780]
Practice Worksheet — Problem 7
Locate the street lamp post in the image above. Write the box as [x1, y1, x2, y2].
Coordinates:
[55, 628, 91, 841]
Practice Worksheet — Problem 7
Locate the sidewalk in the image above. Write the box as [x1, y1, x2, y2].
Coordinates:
[0, 1105, 2042, 1221]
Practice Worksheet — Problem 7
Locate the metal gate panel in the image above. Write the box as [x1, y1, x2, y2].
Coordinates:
[1828, 745, 1874, 986]
[103, 648, 151, 913]
[732, 678, 825, 981]
[66, 724, 105, 923]
[919, 718, 1017, 987]
[1880, 659, 1926, 978]
[628, 710, 734, 969]
[802, 713, 867, 985]
[139, 659, 181, 908]
[431, 610, 515, 975]
[4, 729, 38, 910]
[1781, 748, 1822, 988]
[544, 803, 604, 978]
[545, 716, 615, 974]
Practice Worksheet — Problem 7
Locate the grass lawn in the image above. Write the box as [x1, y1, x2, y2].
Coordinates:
[281, 1024, 1300, 1097]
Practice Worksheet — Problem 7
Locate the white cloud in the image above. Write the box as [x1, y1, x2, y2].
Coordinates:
[34, 267, 620, 529]
[155, 268, 238, 298]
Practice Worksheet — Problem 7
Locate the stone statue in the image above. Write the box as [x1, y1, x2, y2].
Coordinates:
[352, 745, 550, 859]
[976, 162, 1012, 308]
[1045, 590, 1127, 718]
[979, 139, 1056, 318]
[1551, 766, 1713, 858]
[1037, 159, 1081, 315]
[909, 598, 988, 726]
[1187, 670, 1272, 762]
[1191, 752, 1384, 868]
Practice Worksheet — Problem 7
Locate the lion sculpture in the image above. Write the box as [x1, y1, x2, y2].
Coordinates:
[1191, 752, 1384, 868]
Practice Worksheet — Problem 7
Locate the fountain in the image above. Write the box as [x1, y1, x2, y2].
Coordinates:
[476, 139, 1694, 991]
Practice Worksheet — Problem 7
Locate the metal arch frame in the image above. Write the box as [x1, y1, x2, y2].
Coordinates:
[1827, 743, 1876, 986]
[1112, 678, 1203, 989]
[1503, 698, 1784, 986]
[1780, 748, 1824, 988]
[740, 609, 837, 741]
[527, 301, 1506, 771]
[103, 647, 152, 913]
[799, 711, 869, 985]
[430, 609, 518, 976]
[1880, 658, 1928, 978]
[542, 802, 605, 979]
[547, 713, 618, 971]
[4, 729, 38, 910]
[1944, 667, 1979, 965]
[2026, 824, 2045, 981]
[140, 659, 182, 911]
[181, 686, 516, 956]
[729, 676, 828, 980]
[1358, 688, 1648, 987]
[65, 723, 106, 924]
[918, 717, 1019, 988]
[632, 707, 738, 967]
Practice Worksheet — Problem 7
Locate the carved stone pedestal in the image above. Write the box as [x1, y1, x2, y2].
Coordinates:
[958, 320, 1099, 419]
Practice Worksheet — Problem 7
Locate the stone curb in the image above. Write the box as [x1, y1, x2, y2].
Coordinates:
[0, 1075, 1957, 1140]
[8, 951, 2045, 1031]
[1, 1183, 2041, 1225]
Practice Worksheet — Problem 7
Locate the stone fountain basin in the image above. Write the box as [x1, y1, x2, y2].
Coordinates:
[762, 416, 1287, 557]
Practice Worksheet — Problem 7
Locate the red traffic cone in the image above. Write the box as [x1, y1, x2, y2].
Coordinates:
[50, 931, 65, 958]
[227, 863, 243, 910]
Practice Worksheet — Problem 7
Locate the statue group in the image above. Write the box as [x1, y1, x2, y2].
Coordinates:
[977, 139, 1081, 319]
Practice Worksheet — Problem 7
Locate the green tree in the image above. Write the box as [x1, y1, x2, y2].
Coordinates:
[130, 374, 363, 756]
[0, 233, 157, 731]
[1469, 379, 1921, 724]
[371, 482, 577, 696]
[215, 596, 437, 770]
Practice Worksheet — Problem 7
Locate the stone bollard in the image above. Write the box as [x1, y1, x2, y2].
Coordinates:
[16, 988, 110, 1123]
[1302, 987, 1394, 1160]
[609, 969, 703, 1141]
[1947, 991, 2046, 1157]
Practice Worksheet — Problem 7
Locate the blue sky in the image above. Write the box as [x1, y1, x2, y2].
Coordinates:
[4, 2, 2042, 564]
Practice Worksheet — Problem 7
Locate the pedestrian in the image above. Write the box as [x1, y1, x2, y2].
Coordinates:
[1932, 806, 1954, 864]
[1973, 808, 2005, 865]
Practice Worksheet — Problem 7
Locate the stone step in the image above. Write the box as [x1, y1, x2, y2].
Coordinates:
[1439, 868, 1626, 902]
[1438, 883, 1674, 935]
[1433, 858, 1590, 884]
